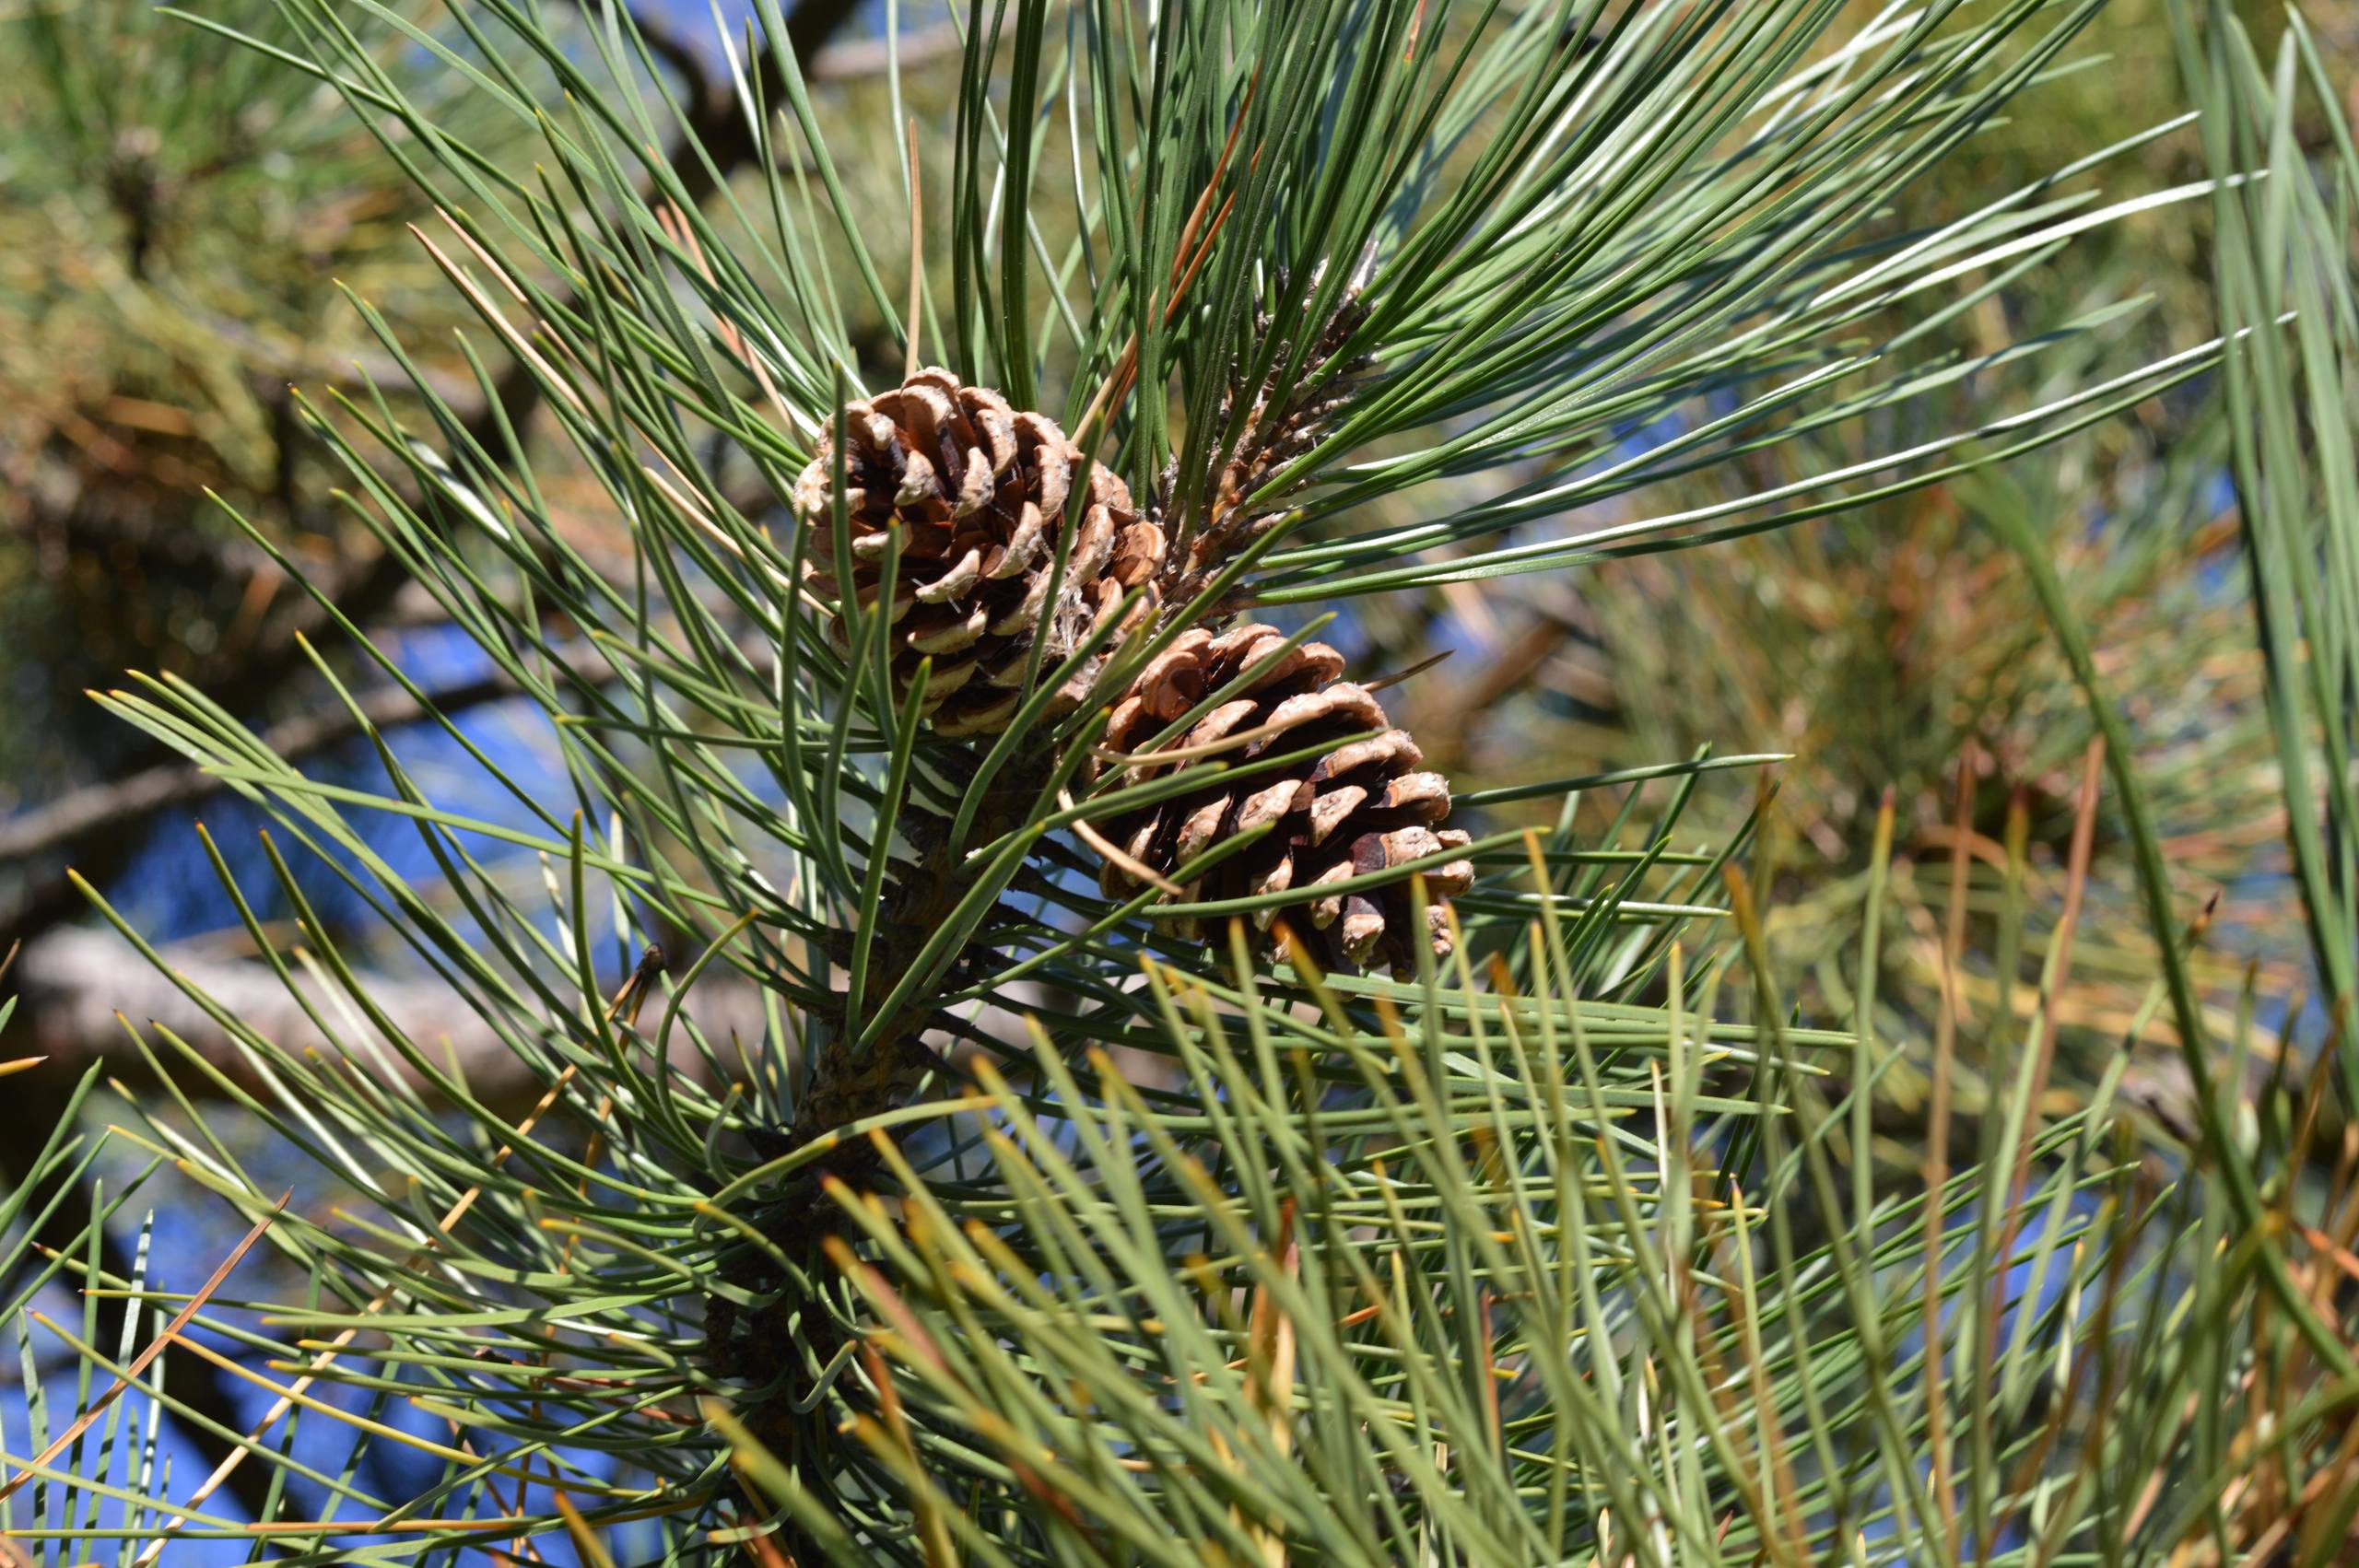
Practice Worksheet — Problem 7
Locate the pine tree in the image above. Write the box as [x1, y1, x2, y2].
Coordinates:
[6, 2, 2359, 1564]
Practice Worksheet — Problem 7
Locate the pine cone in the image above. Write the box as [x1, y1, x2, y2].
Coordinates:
[1181, 285, 1372, 582]
[1091, 622, 1473, 976]
[795, 369, 1168, 737]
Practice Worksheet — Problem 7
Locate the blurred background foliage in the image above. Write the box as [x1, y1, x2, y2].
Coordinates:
[0, 0, 509, 794]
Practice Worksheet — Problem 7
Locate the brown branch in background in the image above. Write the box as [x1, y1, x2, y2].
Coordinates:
[1394, 584, 1601, 771]
[810, 21, 964, 80]
[0, 550, 428, 963]
[11, 920, 1045, 1108]
[0, 642, 623, 869]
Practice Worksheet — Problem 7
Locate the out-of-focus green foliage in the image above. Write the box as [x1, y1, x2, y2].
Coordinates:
[1536, 0, 2359, 1150]
[0, 0, 526, 796]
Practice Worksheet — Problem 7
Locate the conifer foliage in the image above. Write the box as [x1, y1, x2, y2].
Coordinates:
[5, 2, 2356, 1565]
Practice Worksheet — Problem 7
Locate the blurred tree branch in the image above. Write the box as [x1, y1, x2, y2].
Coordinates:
[0, 640, 621, 868]
[9, 929, 768, 1102]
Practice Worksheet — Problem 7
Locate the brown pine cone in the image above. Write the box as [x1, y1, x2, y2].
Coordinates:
[794, 369, 1168, 736]
[1090, 622, 1473, 976]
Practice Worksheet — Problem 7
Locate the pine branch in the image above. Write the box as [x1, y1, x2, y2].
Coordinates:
[25, 4, 2346, 1562]
[0, 1062, 286, 1527]
[0, 0, 872, 1536]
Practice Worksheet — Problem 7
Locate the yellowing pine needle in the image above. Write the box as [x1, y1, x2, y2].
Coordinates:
[1, 1191, 288, 1503]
